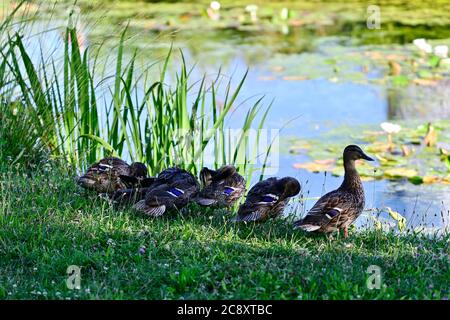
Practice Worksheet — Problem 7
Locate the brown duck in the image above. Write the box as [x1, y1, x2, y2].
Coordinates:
[77, 157, 148, 194]
[133, 167, 200, 217]
[293, 145, 374, 237]
[195, 165, 246, 209]
[232, 177, 300, 222]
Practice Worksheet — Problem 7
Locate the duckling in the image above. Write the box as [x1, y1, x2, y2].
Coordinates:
[133, 167, 199, 217]
[231, 177, 300, 222]
[195, 166, 246, 209]
[293, 145, 374, 238]
[77, 157, 148, 193]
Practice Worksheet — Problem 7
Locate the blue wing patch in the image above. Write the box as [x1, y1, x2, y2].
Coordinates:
[261, 195, 277, 203]
[167, 187, 184, 197]
[325, 208, 341, 219]
[223, 186, 235, 196]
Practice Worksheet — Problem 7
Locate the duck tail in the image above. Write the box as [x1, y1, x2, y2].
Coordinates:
[293, 219, 321, 232]
[195, 197, 217, 206]
[231, 211, 263, 223]
[133, 200, 166, 217]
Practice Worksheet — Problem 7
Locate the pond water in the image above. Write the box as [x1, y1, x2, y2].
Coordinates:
[17, 2, 450, 232]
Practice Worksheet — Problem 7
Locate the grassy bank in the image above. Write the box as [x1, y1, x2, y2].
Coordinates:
[0, 164, 448, 299]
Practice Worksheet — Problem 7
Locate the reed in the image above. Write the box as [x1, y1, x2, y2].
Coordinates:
[0, 4, 271, 182]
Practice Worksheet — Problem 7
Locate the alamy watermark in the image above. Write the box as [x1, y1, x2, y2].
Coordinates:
[66, 265, 81, 290]
[366, 265, 382, 290]
[367, 5, 381, 30]
[172, 128, 280, 175]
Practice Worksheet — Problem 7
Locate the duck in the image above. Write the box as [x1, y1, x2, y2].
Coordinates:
[77, 157, 149, 193]
[195, 166, 246, 209]
[231, 177, 300, 222]
[293, 145, 374, 238]
[133, 167, 200, 217]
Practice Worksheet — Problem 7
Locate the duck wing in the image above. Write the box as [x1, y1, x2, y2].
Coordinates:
[232, 178, 283, 222]
[93, 157, 130, 176]
[293, 190, 353, 232]
[245, 177, 282, 204]
[134, 179, 198, 217]
[196, 169, 245, 206]
[111, 187, 151, 205]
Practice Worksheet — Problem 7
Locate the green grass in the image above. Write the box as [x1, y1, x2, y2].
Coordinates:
[1, 164, 448, 299]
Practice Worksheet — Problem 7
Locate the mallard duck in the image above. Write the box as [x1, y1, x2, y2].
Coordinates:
[110, 166, 193, 205]
[231, 177, 300, 222]
[293, 145, 374, 238]
[133, 167, 200, 217]
[195, 166, 246, 209]
[77, 157, 148, 193]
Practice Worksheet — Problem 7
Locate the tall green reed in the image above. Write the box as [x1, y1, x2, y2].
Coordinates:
[1, 5, 272, 183]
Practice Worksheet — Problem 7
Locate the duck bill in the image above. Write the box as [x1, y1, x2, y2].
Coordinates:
[361, 152, 374, 161]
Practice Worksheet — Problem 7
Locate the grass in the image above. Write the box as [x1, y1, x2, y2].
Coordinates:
[0, 163, 448, 300]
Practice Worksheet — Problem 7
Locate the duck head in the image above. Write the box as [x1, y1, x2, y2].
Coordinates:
[277, 177, 301, 198]
[343, 145, 374, 162]
[130, 162, 148, 178]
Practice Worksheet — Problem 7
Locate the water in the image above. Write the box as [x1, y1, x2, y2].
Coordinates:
[15, 5, 450, 232]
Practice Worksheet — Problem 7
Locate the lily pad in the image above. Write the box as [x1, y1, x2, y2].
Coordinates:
[293, 160, 334, 172]
[384, 168, 418, 179]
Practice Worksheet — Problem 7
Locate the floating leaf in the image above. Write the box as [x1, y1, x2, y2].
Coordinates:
[428, 55, 441, 68]
[422, 176, 440, 184]
[315, 159, 335, 165]
[293, 160, 334, 172]
[408, 176, 423, 185]
[417, 69, 433, 79]
[289, 141, 312, 154]
[331, 166, 345, 177]
[413, 78, 438, 86]
[391, 75, 409, 86]
[282, 75, 309, 81]
[384, 168, 418, 179]
[367, 141, 391, 153]
[258, 76, 276, 81]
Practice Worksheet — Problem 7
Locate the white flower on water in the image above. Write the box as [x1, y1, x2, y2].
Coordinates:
[381, 122, 401, 152]
[380, 122, 401, 134]
[208, 1, 221, 21]
[413, 38, 432, 54]
[210, 1, 220, 11]
[280, 8, 289, 20]
[434, 45, 448, 58]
